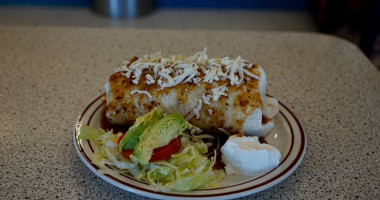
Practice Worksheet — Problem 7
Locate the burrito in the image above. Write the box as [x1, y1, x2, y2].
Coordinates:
[105, 49, 279, 137]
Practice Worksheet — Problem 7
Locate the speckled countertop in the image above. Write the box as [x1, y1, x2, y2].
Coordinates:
[1, 26, 379, 199]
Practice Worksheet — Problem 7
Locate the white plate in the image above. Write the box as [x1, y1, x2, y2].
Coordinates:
[73, 94, 306, 200]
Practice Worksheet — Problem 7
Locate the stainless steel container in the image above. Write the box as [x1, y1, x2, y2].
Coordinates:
[92, 0, 155, 18]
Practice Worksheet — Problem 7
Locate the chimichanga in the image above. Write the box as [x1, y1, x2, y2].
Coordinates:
[104, 49, 279, 136]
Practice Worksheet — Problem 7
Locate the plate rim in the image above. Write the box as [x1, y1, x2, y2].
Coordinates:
[73, 94, 307, 200]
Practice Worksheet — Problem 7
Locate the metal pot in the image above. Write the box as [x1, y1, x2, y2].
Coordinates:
[92, 0, 155, 18]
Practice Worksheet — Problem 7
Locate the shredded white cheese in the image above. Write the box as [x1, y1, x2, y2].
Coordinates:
[201, 93, 211, 105]
[211, 84, 228, 101]
[186, 99, 203, 120]
[117, 48, 260, 91]
[130, 90, 153, 99]
[145, 74, 155, 85]
[208, 109, 213, 116]
[193, 99, 202, 119]
[243, 68, 260, 80]
[118, 49, 261, 107]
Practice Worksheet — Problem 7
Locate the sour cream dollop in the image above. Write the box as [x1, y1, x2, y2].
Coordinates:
[221, 135, 281, 176]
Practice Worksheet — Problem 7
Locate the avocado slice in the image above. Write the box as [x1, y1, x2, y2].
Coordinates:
[133, 112, 191, 165]
[119, 108, 164, 151]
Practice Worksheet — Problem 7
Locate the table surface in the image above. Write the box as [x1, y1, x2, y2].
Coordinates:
[1, 26, 379, 199]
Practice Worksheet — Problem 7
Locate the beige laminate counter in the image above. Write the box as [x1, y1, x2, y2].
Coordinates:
[1, 26, 379, 199]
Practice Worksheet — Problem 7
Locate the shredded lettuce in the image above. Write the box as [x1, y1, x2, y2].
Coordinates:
[78, 125, 225, 192]
[146, 145, 219, 192]
[77, 125, 105, 140]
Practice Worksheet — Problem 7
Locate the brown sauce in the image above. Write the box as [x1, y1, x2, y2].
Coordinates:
[100, 107, 131, 133]
[262, 116, 269, 125]
[201, 131, 230, 170]
[259, 137, 268, 144]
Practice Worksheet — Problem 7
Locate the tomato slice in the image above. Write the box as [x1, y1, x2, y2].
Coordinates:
[117, 133, 126, 144]
[120, 149, 134, 159]
[149, 136, 181, 162]
[117, 133, 181, 162]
